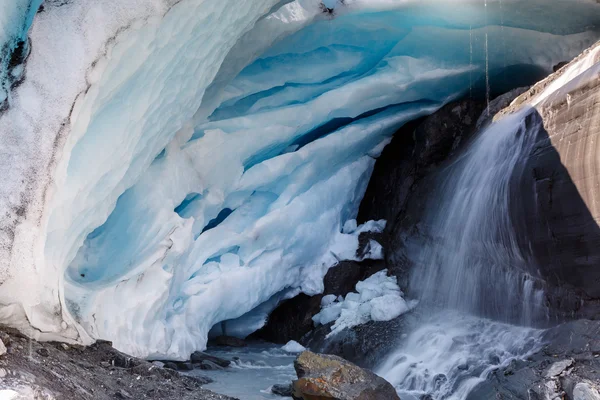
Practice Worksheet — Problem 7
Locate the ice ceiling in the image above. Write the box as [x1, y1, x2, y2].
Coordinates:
[0, 0, 598, 359]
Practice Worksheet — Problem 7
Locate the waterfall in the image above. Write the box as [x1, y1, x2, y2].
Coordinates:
[410, 108, 547, 325]
[378, 108, 548, 399]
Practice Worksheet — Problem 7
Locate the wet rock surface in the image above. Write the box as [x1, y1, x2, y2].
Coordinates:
[190, 351, 232, 368]
[271, 383, 293, 397]
[292, 351, 400, 400]
[358, 98, 488, 290]
[302, 311, 416, 369]
[0, 326, 235, 400]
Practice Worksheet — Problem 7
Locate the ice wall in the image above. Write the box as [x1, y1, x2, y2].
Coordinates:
[0, 0, 599, 358]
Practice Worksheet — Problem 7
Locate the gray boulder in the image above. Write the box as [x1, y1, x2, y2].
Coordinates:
[292, 351, 399, 400]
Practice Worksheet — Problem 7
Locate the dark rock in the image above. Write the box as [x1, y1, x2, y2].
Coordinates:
[292, 351, 400, 400]
[173, 361, 194, 371]
[271, 384, 293, 397]
[198, 360, 225, 370]
[190, 351, 231, 368]
[163, 362, 179, 371]
[358, 98, 486, 226]
[302, 311, 415, 369]
[553, 61, 569, 72]
[114, 389, 132, 399]
[112, 353, 138, 368]
[211, 335, 247, 348]
[36, 348, 49, 357]
[0, 331, 12, 347]
[96, 339, 114, 347]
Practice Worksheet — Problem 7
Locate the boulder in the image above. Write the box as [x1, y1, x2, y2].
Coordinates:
[190, 351, 231, 368]
[271, 384, 293, 397]
[198, 360, 225, 371]
[292, 351, 399, 400]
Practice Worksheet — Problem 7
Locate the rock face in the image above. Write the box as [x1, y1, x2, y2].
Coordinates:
[360, 42, 600, 319]
[509, 47, 600, 302]
[292, 351, 400, 400]
[358, 98, 487, 291]
[358, 98, 486, 227]
[210, 335, 247, 348]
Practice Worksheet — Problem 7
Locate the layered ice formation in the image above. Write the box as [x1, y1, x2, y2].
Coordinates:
[0, 0, 599, 358]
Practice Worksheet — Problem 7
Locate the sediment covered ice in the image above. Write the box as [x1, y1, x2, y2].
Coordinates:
[0, 0, 598, 358]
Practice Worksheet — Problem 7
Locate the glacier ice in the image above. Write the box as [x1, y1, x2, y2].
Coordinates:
[313, 270, 416, 337]
[0, 0, 598, 359]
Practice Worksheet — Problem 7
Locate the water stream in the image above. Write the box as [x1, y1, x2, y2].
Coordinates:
[190, 344, 297, 400]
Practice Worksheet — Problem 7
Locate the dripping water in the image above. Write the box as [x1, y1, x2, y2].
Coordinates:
[484, 2, 489, 110]
[469, 23, 473, 99]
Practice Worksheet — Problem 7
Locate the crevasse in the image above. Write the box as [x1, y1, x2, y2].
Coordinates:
[0, 0, 598, 359]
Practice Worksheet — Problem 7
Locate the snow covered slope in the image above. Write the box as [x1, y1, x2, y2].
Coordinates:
[0, 0, 599, 358]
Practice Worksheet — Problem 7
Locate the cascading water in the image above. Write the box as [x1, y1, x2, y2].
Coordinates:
[411, 109, 547, 325]
[377, 108, 549, 399]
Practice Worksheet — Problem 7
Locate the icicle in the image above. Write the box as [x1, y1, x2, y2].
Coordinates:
[484, 0, 490, 116]
[469, 23, 473, 99]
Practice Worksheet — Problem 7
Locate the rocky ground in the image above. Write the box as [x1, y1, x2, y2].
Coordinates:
[0, 326, 236, 400]
[467, 320, 600, 399]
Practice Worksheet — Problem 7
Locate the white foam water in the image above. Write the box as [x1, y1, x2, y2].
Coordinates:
[376, 312, 543, 400]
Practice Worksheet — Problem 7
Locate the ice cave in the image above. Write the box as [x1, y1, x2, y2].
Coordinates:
[1, 0, 600, 399]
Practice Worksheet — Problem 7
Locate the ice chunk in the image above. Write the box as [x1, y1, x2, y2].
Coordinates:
[282, 340, 306, 353]
[313, 270, 416, 337]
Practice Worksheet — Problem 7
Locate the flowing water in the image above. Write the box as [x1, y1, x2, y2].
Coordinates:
[410, 108, 546, 324]
[189, 343, 297, 400]
[379, 107, 548, 398]
[376, 312, 543, 400]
